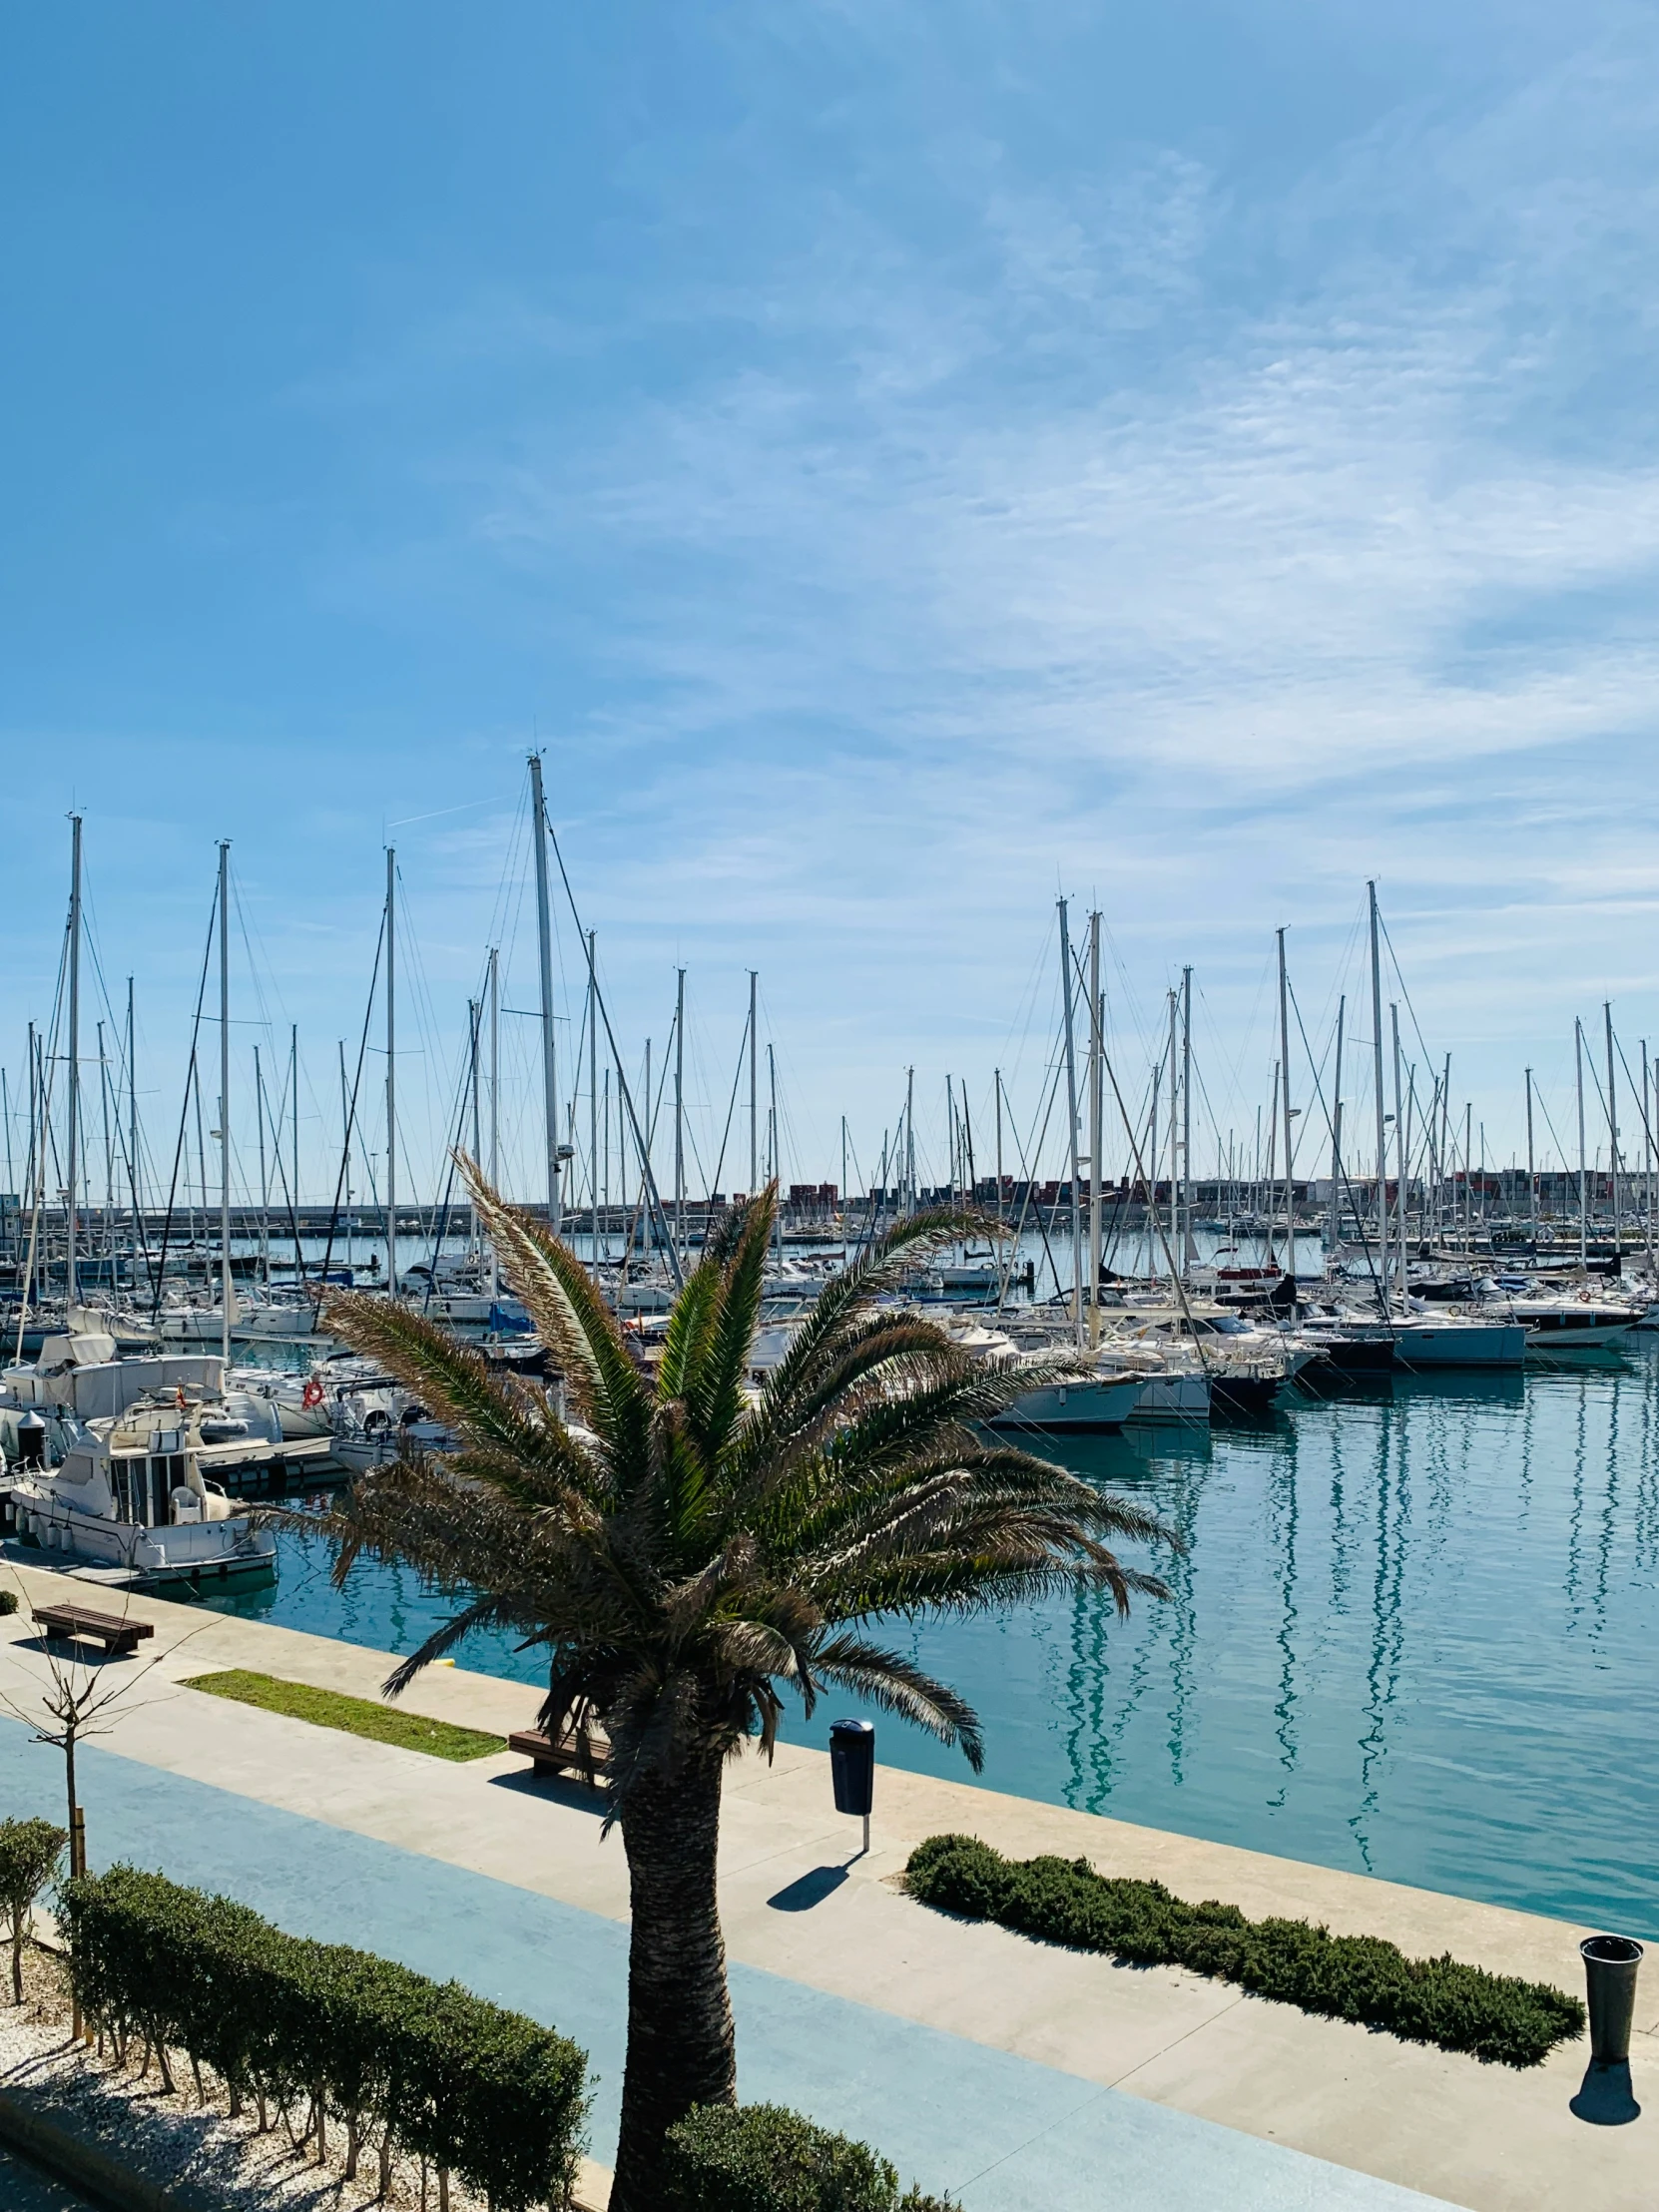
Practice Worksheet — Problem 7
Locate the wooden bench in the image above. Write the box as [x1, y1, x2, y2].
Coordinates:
[508, 1727, 610, 1783]
[32, 1604, 155, 1656]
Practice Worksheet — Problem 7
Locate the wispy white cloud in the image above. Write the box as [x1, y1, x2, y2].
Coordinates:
[422, 10, 1659, 1132]
[8, 1, 1659, 1179]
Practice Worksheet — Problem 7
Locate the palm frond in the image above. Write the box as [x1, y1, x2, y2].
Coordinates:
[319, 1292, 556, 1462]
[457, 1153, 649, 1466]
[745, 1206, 1003, 1427]
[805, 1633, 984, 1769]
[683, 1187, 775, 1452]
[724, 1315, 966, 1499]
[654, 1253, 725, 1406]
[382, 1594, 515, 1698]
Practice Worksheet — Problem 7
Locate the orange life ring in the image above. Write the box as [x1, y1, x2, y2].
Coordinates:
[302, 1378, 325, 1409]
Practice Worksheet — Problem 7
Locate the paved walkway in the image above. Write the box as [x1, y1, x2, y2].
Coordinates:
[0, 1560, 1647, 2209]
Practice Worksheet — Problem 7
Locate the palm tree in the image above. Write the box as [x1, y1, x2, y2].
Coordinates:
[316, 1167, 1175, 2212]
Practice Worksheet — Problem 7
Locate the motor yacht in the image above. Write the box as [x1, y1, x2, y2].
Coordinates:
[0, 1323, 281, 1588]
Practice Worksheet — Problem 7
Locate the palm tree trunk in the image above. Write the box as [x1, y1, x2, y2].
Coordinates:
[610, 1750, 735, 2212]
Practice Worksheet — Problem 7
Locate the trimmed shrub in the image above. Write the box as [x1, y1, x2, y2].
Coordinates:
[61, 1866, 589, 2207]
[0, 1589, 19, 1616]
[663, 2104, 959, 2212]
[905, 1835, 1584, 2069]
[0, 1816, 67, 2002]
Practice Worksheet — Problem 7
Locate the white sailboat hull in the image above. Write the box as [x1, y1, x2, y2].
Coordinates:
[989, 1377, 1145, 1431]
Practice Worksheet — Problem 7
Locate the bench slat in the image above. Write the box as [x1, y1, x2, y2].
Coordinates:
[508, 1727, 611, 1778]
[32, 1605, 154, 1651]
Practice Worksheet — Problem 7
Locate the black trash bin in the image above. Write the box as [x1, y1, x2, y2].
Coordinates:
[830, 1719, 874, 1852]
[1581, 1936, 1643, 2066]
[1570, 1935, 1644, 2126]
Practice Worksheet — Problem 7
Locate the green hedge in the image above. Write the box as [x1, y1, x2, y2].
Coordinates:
[905, 1835, 1584, 2068]
[663, 2104, 957, 2211]
[61, 1867, 588, 2208]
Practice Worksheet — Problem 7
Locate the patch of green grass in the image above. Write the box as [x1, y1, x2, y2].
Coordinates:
[905, 1834, 1586, 2068]
[181, 1668, 507, 1762]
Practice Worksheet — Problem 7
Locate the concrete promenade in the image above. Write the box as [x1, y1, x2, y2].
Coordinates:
[0, 1559, 1648, 2209]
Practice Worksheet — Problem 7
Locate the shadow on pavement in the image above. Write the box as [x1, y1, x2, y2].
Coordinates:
[1570, 2060, 1641, 2125]
[767, 1865, 851, 1913]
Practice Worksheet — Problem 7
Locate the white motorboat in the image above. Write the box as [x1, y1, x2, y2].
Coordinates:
[1092, 1344, 1213, 1424]
[0, 1330, 280, 1588]
[326, 1400, 454, 1476]
[4, 1419, 276, 1589]
[1490, 1296, 1641, 1353]
[1109, 1308, 1317, 1415]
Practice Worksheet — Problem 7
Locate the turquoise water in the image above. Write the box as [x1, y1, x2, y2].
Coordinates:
[210, 1343, 1659, 1938]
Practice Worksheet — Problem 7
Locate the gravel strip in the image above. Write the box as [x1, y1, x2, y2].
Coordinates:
[0, 1944, 517, 2212]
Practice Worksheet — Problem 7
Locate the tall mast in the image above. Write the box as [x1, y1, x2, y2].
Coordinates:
[26, 1025, 38, 1312]
[1390, 1002, 1406, 1295]
[1437, 1055, 1449, 1244]
[97, 1022, 111, 1275]
[218, 838, 232, 1360]
[486, 942, 499, 1194]
[1181, 965, 1193, 1271]
[526, 754, 561, 1233]
[1148, 1063, 1161, 1286]
[385, 845, 396, 1301]
[749, 972, 759, 1195]
[1057, 897, 1082, 1337]
[66, 813, 83, 1309]
[1575, 1017, 1587, 1269]
[1329, 995, 1346, 1248]
[1604, 1003, 1620, 1262]
[1645, 1042, 1654, 1272]
[994, 1070, 1003, 1227]
[769, 1042, 782, 1257]
[840, 1115, 848, 1267]
[1166, 989, 1178, 1265]
[1368, 882, 1387, 1299]
[674, 967, 686, 1258]
[1086, 912, 1102, 1344]
[1277, 926, 1295, 1287]
[904, 1063, 915, 1212]
[467, 1000, 481, 1257]
[289, 1024, 298, 1226]
[1524, 1068, 1536, 1243]
[588, 935, 599, 1269]
[128, 981, 140, 1277]
[256, 1043, 269, 1285]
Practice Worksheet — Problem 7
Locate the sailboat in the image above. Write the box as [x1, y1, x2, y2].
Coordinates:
[1, 834, 286, 1586]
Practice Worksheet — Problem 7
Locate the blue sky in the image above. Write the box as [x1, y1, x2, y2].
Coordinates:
[3, 2, 1657, 1201]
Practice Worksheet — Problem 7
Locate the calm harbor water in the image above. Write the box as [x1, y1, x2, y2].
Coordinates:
[209, 1338, 1659, 1939]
